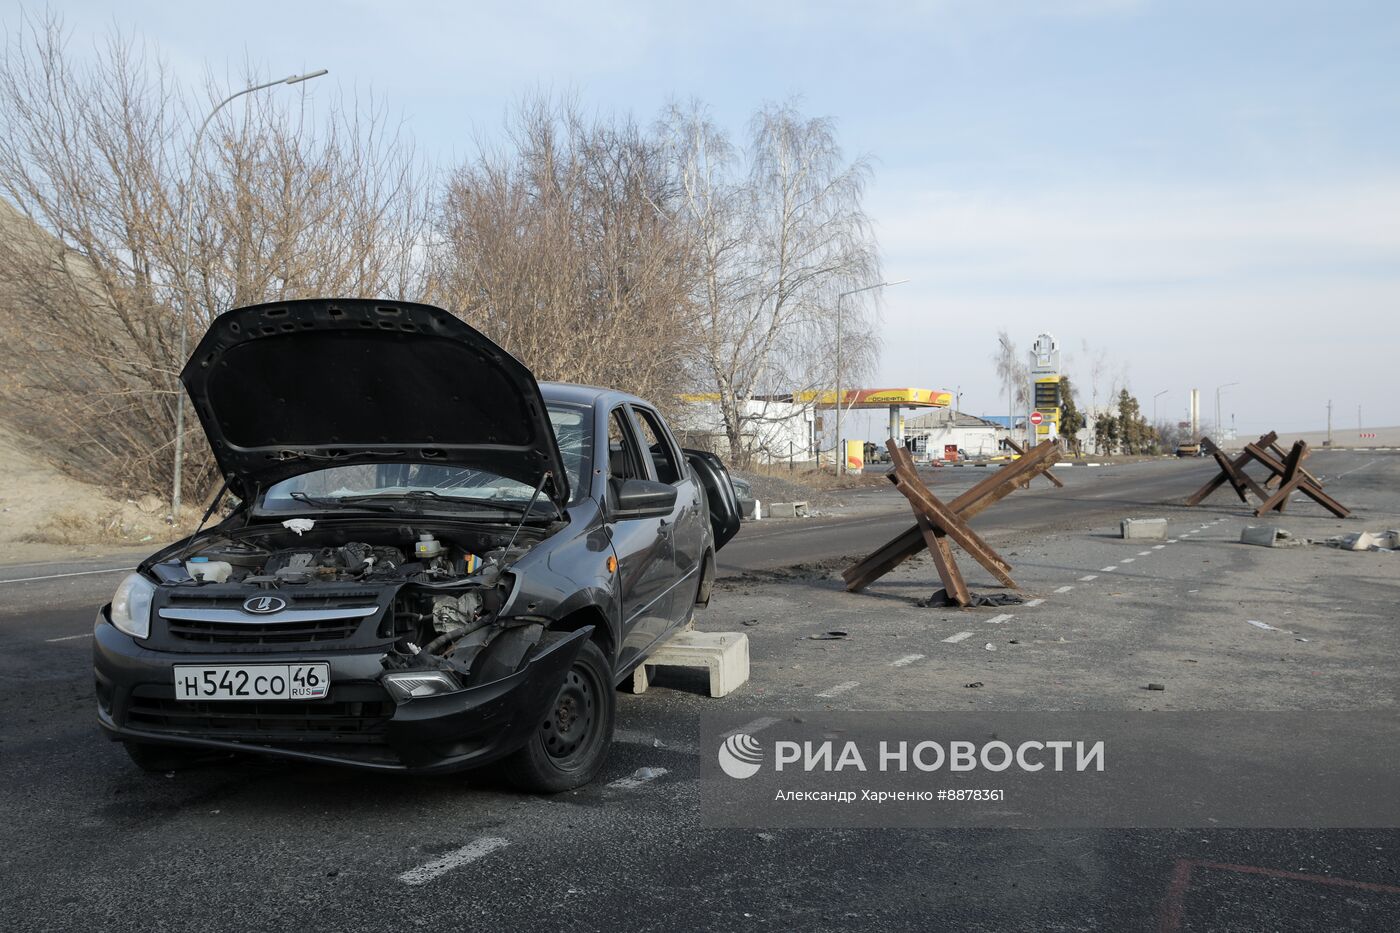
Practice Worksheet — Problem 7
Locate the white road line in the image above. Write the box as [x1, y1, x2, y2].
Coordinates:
[890, 654, 925, 667]
[723, 716, 782, 738]
[1121, 558, 1135, 563]
[399, 837, 509, 886]
[45, 633, 93, 643]
[1079, 574, 1098, 581]
[1022, 599, 1045, 608]
[1100, 566, 1118, 572]
[817, 681, 859, 698]
[986, 613, 1014, 625]
[1054, 585, 1073, 594]
[608, 767, 670, 789]
[1333, 458, 1379, 479]
[1167, 539, 1179, 543]
[0, 566, 132, 586]
[1152, 545, 1166, 550]
[942, 631, 975, 643]
[1137, 551, 1152, 556]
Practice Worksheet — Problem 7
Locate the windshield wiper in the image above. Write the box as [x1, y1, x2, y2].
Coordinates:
[287, 491, 403, 513]
[354, 490, 557, 517]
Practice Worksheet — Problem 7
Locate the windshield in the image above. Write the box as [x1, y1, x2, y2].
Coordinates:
[258, 402, 593, 511]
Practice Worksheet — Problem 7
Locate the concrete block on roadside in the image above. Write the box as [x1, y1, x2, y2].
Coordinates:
[767, 501, 808, 519]
[1241, 526, 1305, 548]
[632, 631, 749, 698]
[1121, 518, 1168, 540]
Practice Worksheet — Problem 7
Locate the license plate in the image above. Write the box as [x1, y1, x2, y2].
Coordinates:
[173, 663, 330, 701]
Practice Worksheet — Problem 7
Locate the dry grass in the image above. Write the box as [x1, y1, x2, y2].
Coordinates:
[744, 462, 889, 490]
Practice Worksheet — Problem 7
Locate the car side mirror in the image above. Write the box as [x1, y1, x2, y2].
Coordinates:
[610, 478, 677, 520]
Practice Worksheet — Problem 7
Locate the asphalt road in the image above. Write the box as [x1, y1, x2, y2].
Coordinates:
[717, 457, 1213, 575]
[1, 455, 1396, 932]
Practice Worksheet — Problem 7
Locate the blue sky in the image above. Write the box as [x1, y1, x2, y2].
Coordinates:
[23, 0, 1400, 431]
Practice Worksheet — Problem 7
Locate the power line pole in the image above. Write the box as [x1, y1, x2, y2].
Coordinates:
[1327, 399, 1332, 447]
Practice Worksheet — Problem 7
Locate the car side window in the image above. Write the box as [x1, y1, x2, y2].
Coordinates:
[607, 408, 646, 482]
[630, 406, 682, 485]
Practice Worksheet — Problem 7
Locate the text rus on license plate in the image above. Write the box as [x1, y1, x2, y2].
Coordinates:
[173, 664, 330, 701]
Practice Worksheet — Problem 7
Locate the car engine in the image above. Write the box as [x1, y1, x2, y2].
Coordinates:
[148, 526, 544, 686]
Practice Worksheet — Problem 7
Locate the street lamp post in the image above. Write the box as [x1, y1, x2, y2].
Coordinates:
[1153, 389, 1168, 451]
[171, 69, 329, 518]
[834, 280, 906, 474]
[1214, 382, 1239, 442]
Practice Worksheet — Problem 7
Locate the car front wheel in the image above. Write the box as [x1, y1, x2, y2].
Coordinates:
[500, 636, 615, 793]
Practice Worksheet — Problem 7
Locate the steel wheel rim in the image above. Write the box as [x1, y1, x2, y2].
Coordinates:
[540, 660, 602, 771]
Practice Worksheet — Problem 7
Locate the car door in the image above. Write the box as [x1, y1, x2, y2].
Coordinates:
[604, 406, 681, 673]
[628, 404, 704, 619]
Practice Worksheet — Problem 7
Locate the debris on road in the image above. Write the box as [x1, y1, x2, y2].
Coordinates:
[964, 681, 983, 688]
[807, 630, 849, 640]
[1121, 517, 1168, 540]
[1239, 525, 1306, 548]
[1247, 619, 1282, 631]
[917, 591, 1024, 609]
[1146, 683, 1166, 691]
[1318, 530, 1400, 552]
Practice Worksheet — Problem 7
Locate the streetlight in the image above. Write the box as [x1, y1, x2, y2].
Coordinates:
[1153, 389, 1168, 451]
[171, 69, 329, 516]
[1214, 382, 1239, 442]
[834, 280, 907, 474]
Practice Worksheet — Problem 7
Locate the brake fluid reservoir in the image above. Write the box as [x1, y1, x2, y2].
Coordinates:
[414, 533, 443, 559]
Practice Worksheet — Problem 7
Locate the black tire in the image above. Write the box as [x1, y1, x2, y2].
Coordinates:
[499, 637, 614, 793]
[122, 741, 206, 773]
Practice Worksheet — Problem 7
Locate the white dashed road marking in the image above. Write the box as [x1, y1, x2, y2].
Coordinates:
[986, 613, 1014, 625]
[45, 633, 93, 643]
[1054, 586, 1073, 594]
[1080, 575, 1098, 582]
[1121, 558, 1135, 563]
[817, 681, 860, 698]
[1022, 599, 1045, 608]
[890, 654, 925, 667]
[1168, 539, 1179, 543]
[942, 631, 975, 643]
[399, 837, 509, 886]
[1100, 566, 1118, 572]
[1152, 545, 1166, 550]
[608, 767, 670, 789]
[1137, 551, 1152, 556]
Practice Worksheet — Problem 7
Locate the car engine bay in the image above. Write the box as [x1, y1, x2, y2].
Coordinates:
[145, 523, 550, 688]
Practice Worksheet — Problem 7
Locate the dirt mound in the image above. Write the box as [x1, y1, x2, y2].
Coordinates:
[0, 424, 184, 562]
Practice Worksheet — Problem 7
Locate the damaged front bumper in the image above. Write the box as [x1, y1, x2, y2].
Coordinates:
[93, 613, 590, 774]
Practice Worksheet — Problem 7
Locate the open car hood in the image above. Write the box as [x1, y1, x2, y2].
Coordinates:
[181, 299, 569, 506]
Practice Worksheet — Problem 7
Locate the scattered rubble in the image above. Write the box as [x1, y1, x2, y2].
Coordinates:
[1318, 530, 1400, 552]
[1239, 526, 1306, 548]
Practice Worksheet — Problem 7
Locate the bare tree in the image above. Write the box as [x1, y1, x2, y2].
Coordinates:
[0, 14, 430, 504]
[662, 99, 879, 466]
[428, 97, 698, 409]
[993, 329, 1030, 444]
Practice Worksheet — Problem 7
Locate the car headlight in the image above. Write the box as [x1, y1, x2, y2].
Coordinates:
[381, 670, 461, 703]
[110, 573, 155, 640]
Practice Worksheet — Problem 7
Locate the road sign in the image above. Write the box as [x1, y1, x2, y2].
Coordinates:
[1029, 411, 1044, 426]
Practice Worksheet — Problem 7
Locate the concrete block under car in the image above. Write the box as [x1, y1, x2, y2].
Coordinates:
[1120, 517, 1168, 540]
[1239, 525, 1305, 548]
[630, 631, 750, 698]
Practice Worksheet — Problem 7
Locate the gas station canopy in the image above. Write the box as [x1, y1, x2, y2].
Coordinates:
[797, 388, 953, 410]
